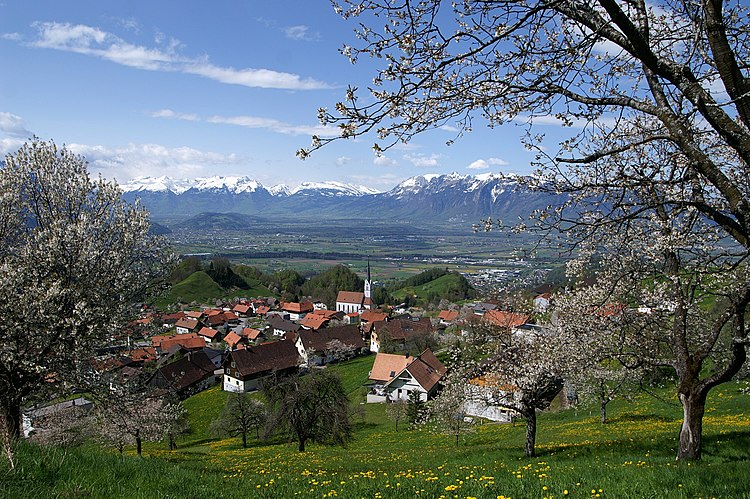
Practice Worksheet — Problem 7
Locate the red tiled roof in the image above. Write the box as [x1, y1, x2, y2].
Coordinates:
[242, 327, 262, 340]
[370, 353, 411, 383]
[438, 310, 459, 322]
[175, 317, 200, 330]
[282, 301, 314, 314]
[161, 312, 185, 322]
[160, 333, 205, 352]
[124, 347, 157, 363]
[313, 309, 343, 319]
[224, 331, 244, 348]
[484, 310, 530, 329]
[198, 327, 220, 339]
[360, 310, 388, 323]
[300, 314, 329, 330]
[233, 304, 252, 314]
[336, 291, 365, 305]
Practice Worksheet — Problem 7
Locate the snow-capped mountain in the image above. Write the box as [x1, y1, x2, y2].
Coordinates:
[122, 173, 563, 222]
[289, 181, 380, 197]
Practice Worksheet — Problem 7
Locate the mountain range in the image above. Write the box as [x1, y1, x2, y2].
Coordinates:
[122, 172, 564, 223]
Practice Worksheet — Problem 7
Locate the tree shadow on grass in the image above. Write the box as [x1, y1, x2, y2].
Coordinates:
[702, 430, 750, 462]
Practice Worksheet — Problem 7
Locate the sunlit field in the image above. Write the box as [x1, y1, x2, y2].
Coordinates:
[4, 356, 749, 498]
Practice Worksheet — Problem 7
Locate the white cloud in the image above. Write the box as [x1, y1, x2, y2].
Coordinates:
[0, 112, 32, 137]
[66, 142, 244, 181]
[2, 32, 22, 41]
[151, 108, 337, 137]
[439, 125, 460, 132]
[0, 137, 27, 156]
[467, 159, 489, 170]
[26, 22, 332, 90]
[283, 25, 319, 41]
[206, 114, 336, 136]
[373, 155, 397, 167]
[150, 109, 199, 121]
[404, 153, 440, 168]
[336, 156, 351, 166]
[468, 157, 509, 170]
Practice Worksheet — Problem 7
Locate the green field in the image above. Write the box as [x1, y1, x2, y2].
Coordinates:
[4, 356, 750, 498]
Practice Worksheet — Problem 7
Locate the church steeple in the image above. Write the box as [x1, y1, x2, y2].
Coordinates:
[364, 257, 372, 308]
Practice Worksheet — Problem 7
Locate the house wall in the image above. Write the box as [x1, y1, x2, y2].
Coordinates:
[336, 302, 360, 314]
[223, 374, 258, 393]
[385, 373, 428, 402]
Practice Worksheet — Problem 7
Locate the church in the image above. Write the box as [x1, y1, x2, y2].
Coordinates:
[335, 260, 374, 314]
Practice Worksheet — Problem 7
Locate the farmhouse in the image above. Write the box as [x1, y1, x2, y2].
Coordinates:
[148, 350, 217, 397]
[295, 325, 367, 366]
[369, 315, 433, 353]
[223, 340, 301, 392]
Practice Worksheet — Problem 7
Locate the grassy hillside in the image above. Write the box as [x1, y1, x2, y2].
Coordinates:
[4, 355, 750, 498]
[156, 270, 272, 307]
[391, 272, 473, 302]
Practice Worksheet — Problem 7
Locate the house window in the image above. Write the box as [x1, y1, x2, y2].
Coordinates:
[236, 380, 239, 385]
[231, 361, 235, 368]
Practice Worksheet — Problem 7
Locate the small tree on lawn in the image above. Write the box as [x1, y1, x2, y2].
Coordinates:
[325, 339, 356, 363]
[96, 382, 185, 456]
[425, 374, 476, 447]
[27, 403, 94, 449]
[263, 370, 352, 452]
[385, 398, 408, 432]
[211, 393, 267, 448]
[406, 390, 425, 428]
[458, 323, 564, 457]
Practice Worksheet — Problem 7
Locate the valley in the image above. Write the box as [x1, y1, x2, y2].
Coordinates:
[159, 216, 560, 291]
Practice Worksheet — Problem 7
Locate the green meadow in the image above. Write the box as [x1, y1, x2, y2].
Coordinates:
[3, 355, 749, 498]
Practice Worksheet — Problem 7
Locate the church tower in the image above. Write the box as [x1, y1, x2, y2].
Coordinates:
[363, 258, 373, 309]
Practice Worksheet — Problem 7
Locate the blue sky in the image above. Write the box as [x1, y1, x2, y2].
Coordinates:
[1, 0, 547, 191]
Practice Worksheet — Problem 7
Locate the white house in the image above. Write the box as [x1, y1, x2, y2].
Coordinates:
[367, 349, 446, 403]
[533, 293, 552, 313]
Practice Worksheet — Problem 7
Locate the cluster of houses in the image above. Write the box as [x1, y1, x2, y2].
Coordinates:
[33, 272, 558, 439]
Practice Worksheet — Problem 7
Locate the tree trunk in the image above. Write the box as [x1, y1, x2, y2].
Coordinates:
[298, 438, 306, 452]
[0, 400, 21, 469]
[169, 432, 176, 450]
[242, 431, 247, 448]
[677, 390, 706, 460]
[600, 395, 608, 424]
[1, 400, 21, 438]
[524, 409, 537, 458]
[135, 429, 142, 456]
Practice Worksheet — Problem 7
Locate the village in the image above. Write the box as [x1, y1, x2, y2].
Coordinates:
[23, 262, 555, 438]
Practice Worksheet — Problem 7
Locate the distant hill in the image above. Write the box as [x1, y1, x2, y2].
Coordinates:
[149, 221, 172, 235]
[156, 269, 273, 307]
[390, 270, 476, 305]
[123, 172, 566, 223]
[174, 212, 264, 231]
